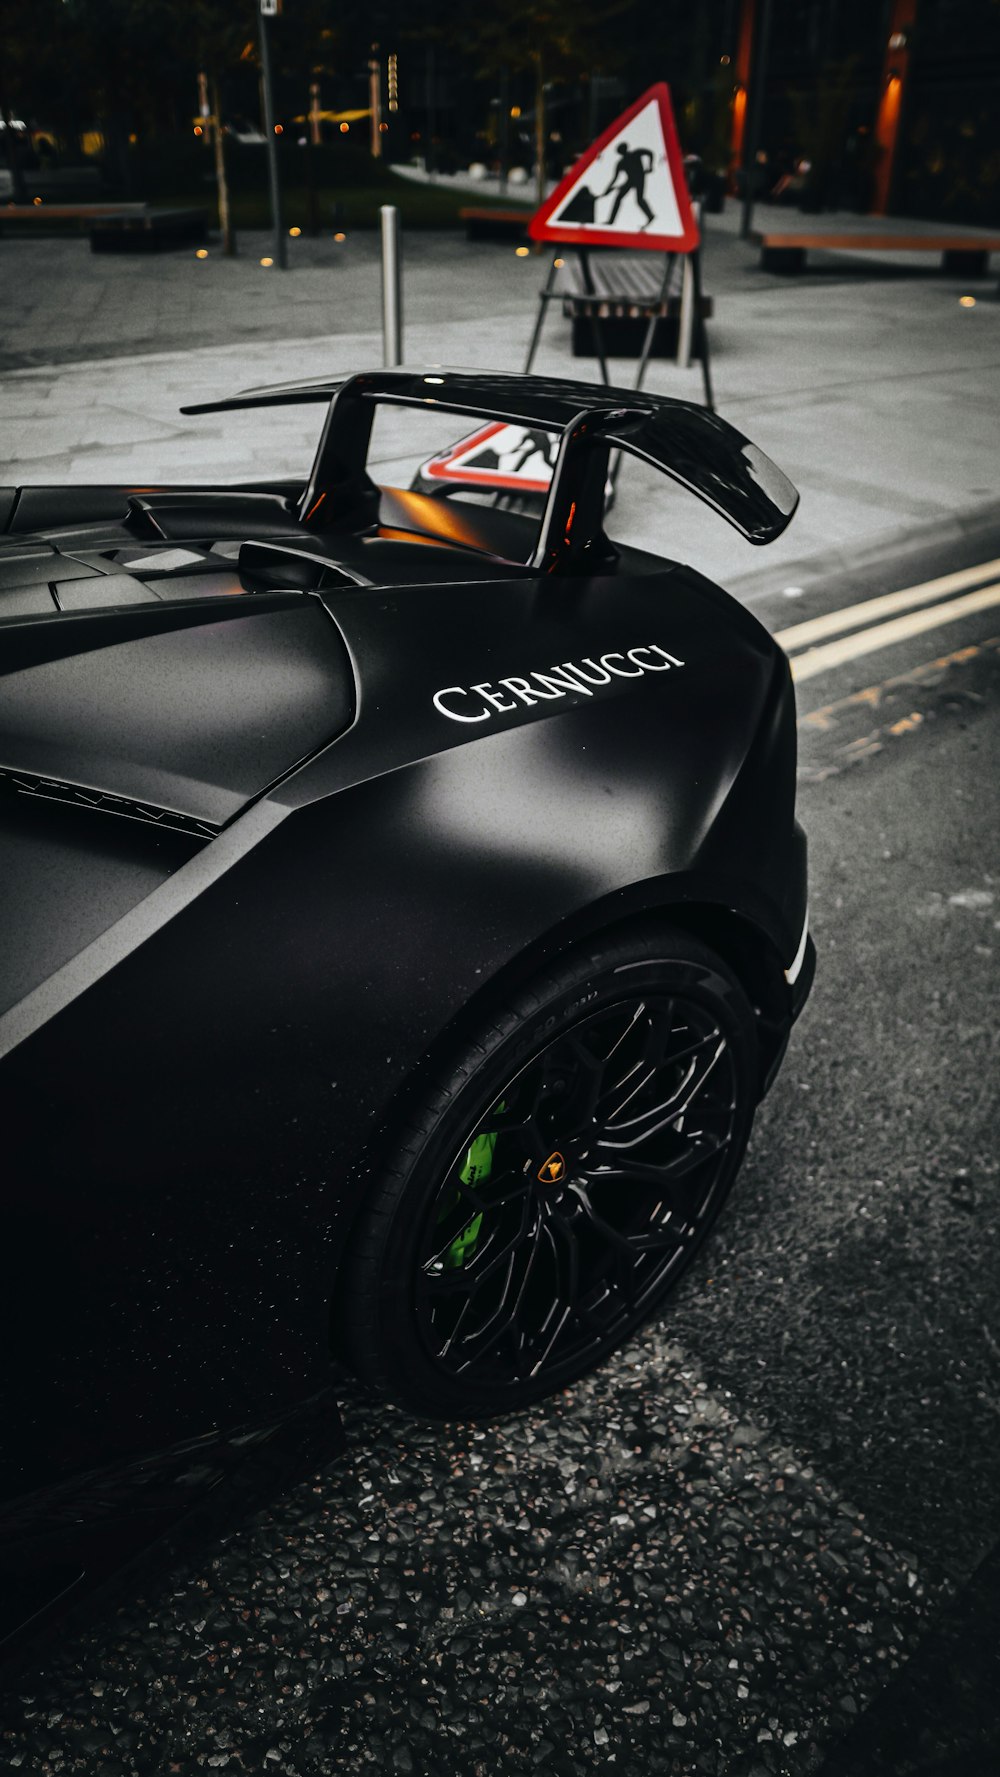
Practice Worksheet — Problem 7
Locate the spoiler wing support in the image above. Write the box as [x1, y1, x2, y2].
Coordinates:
[182, 369, 798, 569]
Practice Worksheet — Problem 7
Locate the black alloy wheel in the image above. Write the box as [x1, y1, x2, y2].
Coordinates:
[338, 929, 758, 1417]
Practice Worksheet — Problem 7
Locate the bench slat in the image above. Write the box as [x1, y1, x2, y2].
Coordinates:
[563, 294, 713, 320]
[1, 203, 149, 220]
[458, 206, 532, 222]
[555, 255, 689, 320]
[753, 231, 1000, 251]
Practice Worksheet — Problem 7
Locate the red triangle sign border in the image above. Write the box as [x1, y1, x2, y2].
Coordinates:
[528, 82, 700, 254]
[423, 422, 555, 494]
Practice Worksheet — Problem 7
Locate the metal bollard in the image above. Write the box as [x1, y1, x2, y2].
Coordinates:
[380, 205, 403, 367]
[677, 254, 695, 370]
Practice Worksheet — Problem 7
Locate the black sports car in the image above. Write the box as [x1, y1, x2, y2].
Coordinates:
[0, 369, 813, 1643]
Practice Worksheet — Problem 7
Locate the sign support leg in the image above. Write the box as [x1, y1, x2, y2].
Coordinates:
[634, 253, 674, 393]
[523, 257, 560, 374]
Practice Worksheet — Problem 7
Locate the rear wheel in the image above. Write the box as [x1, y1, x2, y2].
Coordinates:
[338, 928, 757, 1417]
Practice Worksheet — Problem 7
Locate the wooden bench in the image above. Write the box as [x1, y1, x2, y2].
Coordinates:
[460, 206, 531, 241]
[752, 229, 1000, 276]
[557, 252, 713, 360]
[0, 203, 208, 251]
[1, 201, 144, 229]
[89, 207, 209, 252]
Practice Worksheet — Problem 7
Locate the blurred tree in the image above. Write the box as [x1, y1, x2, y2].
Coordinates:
[789, 56, 859, 210]
[0, 0, 726, 206]
[188, 3, 255, 255]
[269, 0, 344, 233]
[458, 0, 628, 205]
[0, 0, 82, 195]
[50, 1, 190, 184]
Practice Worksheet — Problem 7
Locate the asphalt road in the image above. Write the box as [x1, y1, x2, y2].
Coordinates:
[2, 519, 998, 1775]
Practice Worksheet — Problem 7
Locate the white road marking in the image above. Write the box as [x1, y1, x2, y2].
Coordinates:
[790, 582, 1000, 683]
[775, 557, 1000, 653]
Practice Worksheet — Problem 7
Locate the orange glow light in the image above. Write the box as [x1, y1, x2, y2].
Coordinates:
[515, 246, 529, 257]
[33, 196, 42, 205]
[260, 256, 274, 267]
[274, 124, 283, 135]
[193, 125, 203, 136]
[195, 248, 209, 259]
[960, 295, 977, 307]
[730, 82, 748, 165]
[334, 231, 346, 241]
[339, 121, 349, 133]
[882, 73, 903, 134]
[289, 226, 301, 236]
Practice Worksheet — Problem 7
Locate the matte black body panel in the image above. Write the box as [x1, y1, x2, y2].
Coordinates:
[0, 797, 200, 1016]
[0, 371, 811, 1627]
[0, 598, 354, 831]
[1, 560, 800, 1502]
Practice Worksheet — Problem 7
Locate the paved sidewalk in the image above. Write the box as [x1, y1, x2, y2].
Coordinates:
[1, 209, 998, 591]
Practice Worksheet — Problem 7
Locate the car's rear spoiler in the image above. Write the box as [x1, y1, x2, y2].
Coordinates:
[182, 368, 798, 567]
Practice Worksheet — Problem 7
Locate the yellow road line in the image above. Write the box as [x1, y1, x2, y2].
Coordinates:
[798, 639, 994, 730]
[790, 583, 1000, 683]
[775, 557, 1000, 652]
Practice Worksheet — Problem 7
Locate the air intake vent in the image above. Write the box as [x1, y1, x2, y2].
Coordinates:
[0, 766, 217, 838]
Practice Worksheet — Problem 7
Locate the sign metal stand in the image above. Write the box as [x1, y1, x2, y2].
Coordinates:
[522, 240, 713, 410]
[523, 82, 712, 410]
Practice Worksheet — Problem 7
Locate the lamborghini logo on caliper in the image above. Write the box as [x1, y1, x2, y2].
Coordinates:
[538, 1151, 567, 1184]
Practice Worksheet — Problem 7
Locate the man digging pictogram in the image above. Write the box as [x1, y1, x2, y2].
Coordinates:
[601, 142, 656, 229]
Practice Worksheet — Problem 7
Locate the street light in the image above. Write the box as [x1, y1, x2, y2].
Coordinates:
[258, 0, 286, 268]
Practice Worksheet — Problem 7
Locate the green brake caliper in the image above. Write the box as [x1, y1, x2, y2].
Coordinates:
[440, 1108, 503, 1269]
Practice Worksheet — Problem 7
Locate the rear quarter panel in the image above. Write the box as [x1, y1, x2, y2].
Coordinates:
[0, 565, 797, 1495]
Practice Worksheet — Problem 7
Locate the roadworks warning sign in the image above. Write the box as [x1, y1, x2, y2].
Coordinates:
[421, 423, 558, 494]
[529, 82, 699, 254]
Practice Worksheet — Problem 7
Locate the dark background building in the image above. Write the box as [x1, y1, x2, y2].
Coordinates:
[1, 0, 997, 222]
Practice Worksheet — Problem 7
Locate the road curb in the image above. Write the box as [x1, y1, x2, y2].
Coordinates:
[729, 497, 1000, 604]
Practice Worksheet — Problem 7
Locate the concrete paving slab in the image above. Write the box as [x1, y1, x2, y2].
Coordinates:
[1, 220, 998, 592]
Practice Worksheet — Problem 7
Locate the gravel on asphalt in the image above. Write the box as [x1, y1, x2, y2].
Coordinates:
[1, 1328, 945, 1777]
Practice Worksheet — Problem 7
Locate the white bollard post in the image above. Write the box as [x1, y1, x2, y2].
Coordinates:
[677, 253, 695, 370]
[380, 205, 403, 368]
